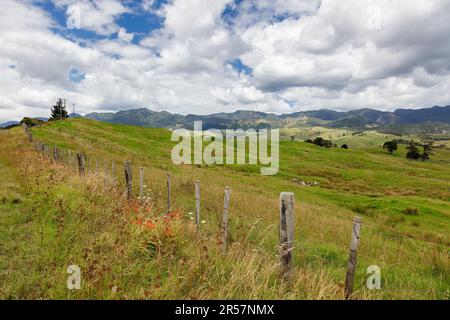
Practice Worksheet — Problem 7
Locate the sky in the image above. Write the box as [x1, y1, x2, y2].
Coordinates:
[1, 0, 450, 122]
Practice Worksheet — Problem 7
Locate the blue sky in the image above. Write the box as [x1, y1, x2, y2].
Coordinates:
[36, 0, 253, 73]
[1, 0, 450, 122]
[35, 0, 166, 43]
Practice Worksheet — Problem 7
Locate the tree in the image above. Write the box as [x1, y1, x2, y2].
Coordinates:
[383, 140, 398, 154]
[421, 142, 433, 161]
[20, 117, 44, 128]
[305, 137, 333, 148]
[341, 144, 348, 149]
[406, 141, 421, 160]
[423, 142, 433, 155]
[420, 150, 430, 161]
[50, 98, 68, 120]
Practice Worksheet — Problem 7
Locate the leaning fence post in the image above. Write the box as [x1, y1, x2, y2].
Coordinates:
[77, 153, 85, 176]
[221, 187, 231, 253]
[195, 180, 200, 236]
[345, 216, 363, 299]
[167, 174, 172, 213]
[28, 132, 33, 143]
[125, 161, 133, 200]
[139, 167, 144, 198]
[53, 146, 59, 162]
[280, 192, 295, 278]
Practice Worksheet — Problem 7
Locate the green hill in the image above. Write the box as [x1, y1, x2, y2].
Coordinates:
[0, 118, 448, 299]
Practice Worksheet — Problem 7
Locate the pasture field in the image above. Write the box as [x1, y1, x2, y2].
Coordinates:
[0, 118, 448, 299]
[280, 127, 422, 149]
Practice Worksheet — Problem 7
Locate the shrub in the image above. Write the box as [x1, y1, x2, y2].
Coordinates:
[305, 137, 333, 148]
[404, 208, 419, 216]
[20, 117, 44, 128]
[383, 140, 398, 154]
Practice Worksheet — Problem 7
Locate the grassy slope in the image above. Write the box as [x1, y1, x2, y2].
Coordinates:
[1, 118, 449, 299]
[280, 127, 420, 149]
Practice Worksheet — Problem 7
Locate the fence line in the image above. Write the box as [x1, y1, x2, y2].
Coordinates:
[21, 124, 364, 297]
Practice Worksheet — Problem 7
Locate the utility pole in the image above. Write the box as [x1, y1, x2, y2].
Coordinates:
[72, 103, 76, 118]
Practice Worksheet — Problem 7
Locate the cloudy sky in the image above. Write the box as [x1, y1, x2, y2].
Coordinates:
[1, 0, 450, 122]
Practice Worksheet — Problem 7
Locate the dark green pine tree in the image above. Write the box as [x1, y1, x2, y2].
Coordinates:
[50, 98, 68, 120]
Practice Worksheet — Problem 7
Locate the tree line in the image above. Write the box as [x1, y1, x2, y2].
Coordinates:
[383, 139, 433, 161]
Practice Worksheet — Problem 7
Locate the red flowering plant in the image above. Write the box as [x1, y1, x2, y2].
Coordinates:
[123, 199, 183, 236]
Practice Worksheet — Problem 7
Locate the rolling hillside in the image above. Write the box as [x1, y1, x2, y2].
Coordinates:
[0, 118, 449, 299]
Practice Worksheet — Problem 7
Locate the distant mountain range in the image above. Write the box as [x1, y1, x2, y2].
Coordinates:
[0, 121, 19, 128]
[84, 105, 450, 130]
[3, 105, 450, 130]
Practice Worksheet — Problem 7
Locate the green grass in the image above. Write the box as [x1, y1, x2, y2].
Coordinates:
[0, 118, 449, 299]
[280, 127, 418, 149]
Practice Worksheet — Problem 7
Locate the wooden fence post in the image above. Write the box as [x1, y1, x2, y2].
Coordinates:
[28, 132, 33, 143]
[125, 161, 133, 200]
[221, 187, 231, 253]
[139, 167, 144, 198]
[345, 216, 363, 299]
[53, 146, 59, 162]
[112, 160, 116, 186]
[279, 192, 295, 278]
[167, 174, 171, 213]
[195, 180, 200, 235]
[41, 144, 46, 158]
[104, 160, 108, 177]
[77, 153, 85, 176]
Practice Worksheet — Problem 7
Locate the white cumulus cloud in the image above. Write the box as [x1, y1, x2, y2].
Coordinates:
[1, 0, 450, 122]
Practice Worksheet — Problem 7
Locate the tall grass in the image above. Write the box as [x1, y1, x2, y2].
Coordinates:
[0, 121, 448, 300]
